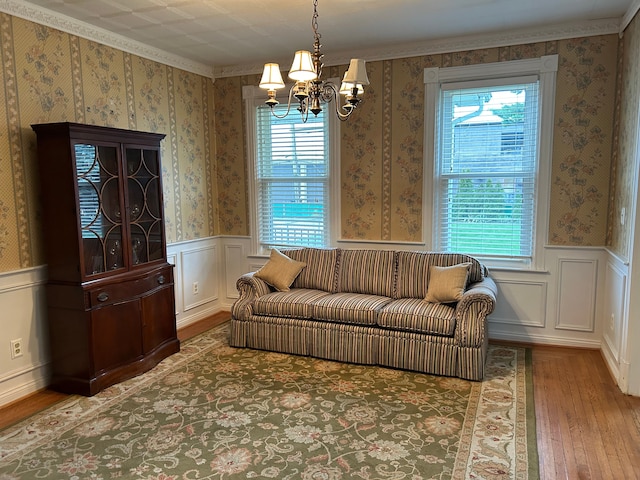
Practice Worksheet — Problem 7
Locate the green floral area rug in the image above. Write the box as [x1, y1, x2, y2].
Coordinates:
[0, 323, 538, 479]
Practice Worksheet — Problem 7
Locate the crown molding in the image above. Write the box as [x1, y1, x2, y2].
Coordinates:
[214, 17, 621, 79]
[0, 0, 214, 79]
[621, 0, 640, 33]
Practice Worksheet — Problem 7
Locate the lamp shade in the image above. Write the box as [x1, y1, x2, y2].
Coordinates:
[343, 59, 370, 86]
[288, 50, 317, 81]
[259, 63, 285, 90]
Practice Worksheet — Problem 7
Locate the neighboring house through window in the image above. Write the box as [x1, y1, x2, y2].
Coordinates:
[243, 85, 339, 254]
[424, 55, 558, 269]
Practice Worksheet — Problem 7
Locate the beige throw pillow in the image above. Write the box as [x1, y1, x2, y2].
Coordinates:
[424, 262, 471, 303]
[255, 248, 307, 291]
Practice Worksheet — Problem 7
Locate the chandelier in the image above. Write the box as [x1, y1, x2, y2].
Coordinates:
[258, 0, 369, 122]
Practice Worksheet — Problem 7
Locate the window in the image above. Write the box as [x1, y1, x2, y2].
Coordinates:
[424, 56, 558, 269]
[244, 85, 339, 254]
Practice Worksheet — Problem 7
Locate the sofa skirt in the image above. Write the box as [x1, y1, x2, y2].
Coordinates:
[378, 331, 458, 378]
[230, 316, 486, 380]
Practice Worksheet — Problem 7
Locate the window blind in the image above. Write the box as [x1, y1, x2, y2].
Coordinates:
[255, 105, 329, 249]
[75, 144, 102, 239]
[436, 80, 539, 260]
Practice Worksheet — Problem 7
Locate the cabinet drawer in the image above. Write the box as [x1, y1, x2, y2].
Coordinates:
[88, 269, 173, 308]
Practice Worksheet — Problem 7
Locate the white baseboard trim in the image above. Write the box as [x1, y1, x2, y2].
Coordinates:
[600, 337, 621, 385]
[0, 364, 50, 407]
[176, 305, 226, 330]
[618, 360, 631, 394]
[488, 331, 602, 349]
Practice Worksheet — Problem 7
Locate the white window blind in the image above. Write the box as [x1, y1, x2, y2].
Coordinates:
[255, 104, 330, 249]
[436, 79, 539, 260]
[75, 144, 102, 239]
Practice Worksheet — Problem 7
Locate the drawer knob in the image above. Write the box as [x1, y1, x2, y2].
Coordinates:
[97, 292, 109, 302]
[157, 275, 165, 285]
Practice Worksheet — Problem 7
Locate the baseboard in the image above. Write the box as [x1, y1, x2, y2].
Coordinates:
[488, 331, 602, 349]
[176, 304, 227, 330]
[600, 336, 621, 386]
[0, 364, 50, 407]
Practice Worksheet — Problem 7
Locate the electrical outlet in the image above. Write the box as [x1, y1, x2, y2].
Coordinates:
[11, 338, 23, 359]
[610, 313, 615, 331]
[193, 281, 199, 295]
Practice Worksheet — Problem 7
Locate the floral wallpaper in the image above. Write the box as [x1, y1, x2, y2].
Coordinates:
[216, 35, 619, 246]
[0, 9, 634, 273]
[213, 75, 250, 236]
[610, 14, 640, 260]
[0, 13, 216, 272]
[550, 37, 618, 245]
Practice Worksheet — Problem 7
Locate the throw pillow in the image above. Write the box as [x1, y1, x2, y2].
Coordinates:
[424, 262, 471, 303]
[255, 248, 307, 291]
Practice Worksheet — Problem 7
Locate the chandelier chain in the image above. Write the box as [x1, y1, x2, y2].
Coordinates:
[312, 0, 320, 45]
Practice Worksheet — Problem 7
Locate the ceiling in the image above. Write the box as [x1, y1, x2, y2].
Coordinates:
[12, 0, 638, 76]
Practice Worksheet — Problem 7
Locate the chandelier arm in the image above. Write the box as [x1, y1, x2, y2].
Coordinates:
[301, 104, 310, 123]
[333, 101, 356, 121]
[267, 87, 299, 119]
[319, 81, 339, 103]
[319, 82, 356, 121]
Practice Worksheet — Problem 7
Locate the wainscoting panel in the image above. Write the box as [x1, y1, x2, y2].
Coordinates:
[224, 243, 245, 301]
[0, 266, 49, 406]
[490, 280, 547, 327]
[168, 237, 222, 329]
[483, 247, 605, 347]
[600, 251, 629, 387]
[182, 244, 218, 311]
[555, 258, 598, 332]
[602, 259, 627, 363]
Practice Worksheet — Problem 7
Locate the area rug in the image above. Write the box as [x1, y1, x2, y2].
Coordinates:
[0, 323, 538, 479]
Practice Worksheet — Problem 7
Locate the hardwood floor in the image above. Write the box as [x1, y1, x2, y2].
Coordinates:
[530, 344, 640, 479]
[1, 314, 640, 479]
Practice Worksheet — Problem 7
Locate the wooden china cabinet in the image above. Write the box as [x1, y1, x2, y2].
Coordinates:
[32, 122, 179, 396]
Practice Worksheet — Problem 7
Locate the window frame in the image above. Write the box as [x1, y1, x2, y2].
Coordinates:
[423, 55, 558, 270]
[243, 84, 340, 256]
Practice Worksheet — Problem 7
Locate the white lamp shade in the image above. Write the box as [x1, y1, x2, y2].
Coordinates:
[343, 59, 370, 86]
[288, 50, 317, 81]
[259, 63, 285, 90]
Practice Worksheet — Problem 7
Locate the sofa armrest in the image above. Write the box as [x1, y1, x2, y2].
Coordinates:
[230, 272, 272, 321]
[454, 276, 497, 348]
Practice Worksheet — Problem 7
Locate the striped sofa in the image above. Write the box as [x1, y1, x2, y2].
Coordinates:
[229, 248, 497, 380]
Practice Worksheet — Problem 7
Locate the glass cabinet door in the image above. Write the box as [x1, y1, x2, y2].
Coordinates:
[126, 147, 165, 266]
[75, 143, 125, 277]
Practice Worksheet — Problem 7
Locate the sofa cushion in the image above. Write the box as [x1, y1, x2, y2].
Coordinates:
[424, 263, 471, 303]
[313, 293, 392, 325]
[255, 248, 306, 291]
[253, 289, 331, 319]
[395, 251, 485, 299]
[282, 248, 340, 293]
[378, 298, 456, 336]
[338, 249, 395, 297]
